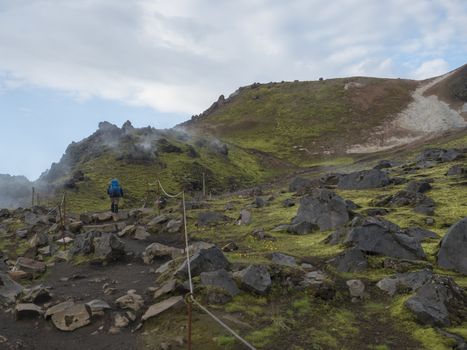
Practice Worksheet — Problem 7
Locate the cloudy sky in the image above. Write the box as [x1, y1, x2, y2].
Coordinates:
[1, 0, 466, 180]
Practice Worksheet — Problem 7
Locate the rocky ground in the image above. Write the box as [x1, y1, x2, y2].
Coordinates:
[0, 147, 466, 350]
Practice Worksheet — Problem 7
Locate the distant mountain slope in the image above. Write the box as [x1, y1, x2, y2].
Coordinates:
[183, 64, 467, 164]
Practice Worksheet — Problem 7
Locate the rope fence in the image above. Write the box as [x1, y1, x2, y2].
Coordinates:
[156, 180, 257, 350]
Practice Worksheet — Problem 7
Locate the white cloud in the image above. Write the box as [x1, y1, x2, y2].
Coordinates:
[412, 59, 450, 80]
[0, 0, 465, 115]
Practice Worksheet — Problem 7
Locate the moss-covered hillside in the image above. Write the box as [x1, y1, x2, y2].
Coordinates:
[36, 121, 289, 212]
[182, 77, 418, 165]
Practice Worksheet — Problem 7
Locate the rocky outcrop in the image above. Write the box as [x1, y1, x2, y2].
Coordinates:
[405, 275, 467, 326]
[438, 217, 467, 274]
[200, 269, 239, 297]
[372, 190, 435, 216]
[289, 189, 350, 233]
[345, 218, 425, 260]
[235, 265, 271, 295]
[377, 269, 434, 296]
[337, 169, 391, 189]
[328, 248, 368, 273]
[176, 246, 230, 278]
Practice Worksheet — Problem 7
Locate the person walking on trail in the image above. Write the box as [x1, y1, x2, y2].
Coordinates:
[107, 178, 123, 213]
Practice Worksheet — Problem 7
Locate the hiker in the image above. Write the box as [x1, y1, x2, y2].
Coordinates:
[107, 178, 123, 213]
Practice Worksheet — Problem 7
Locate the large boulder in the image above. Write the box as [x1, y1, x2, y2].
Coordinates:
[337, 169, 391, 189]
[376, 269, 434, 296]
[372, 190, 435, 215]
[405, 275, 467, 326]
[70, 232, 125, 262]
[176, 246, 230, 278]
[236, 265, 271, 295]
[438, 218, 467, 274]
[290, 189, 350, 233]
[345, 218, 426, 260]
[93, 233, 125, 261]
[0, 272, 23, 305]
[328, 248, 368, 273]
[200, 269, 239, 297]
[400, 227, 438, 242]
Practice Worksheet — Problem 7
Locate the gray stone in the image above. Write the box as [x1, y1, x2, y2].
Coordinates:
[166, 219, 183, 233]
[143, 243, 182, 264]
[405, 275, 467, 326]
[446, 164, 466, 176]
[197, 212, 229, 226]
[238, 209, 252, 225]
[93, 233, 125, 261]
[20, 284, 51, 303]
[301, 270, 328, 287]
[142, 296, 184, 321]
[153, 280, 177, 300]
[401, 227, 438, 242]
[92, 212, 113, 223]
[291, 189, 350, 233]
[133, 226, 150, 240]
[200, 269, 239, 297]
[51, 303, 91, 331]
[115, 290, 144, 312]
[86, 299, 111, 316]
[271, 253, 297, 267]
[176, 246, 230, 278]
[289, 177, 314, 193]
[117, 224, 135, 237]
[406, 181, 432, 193]
[438, 217, 467, 274]
[45, 301, 75, 319]
[28, 232, 49, 248]
[346, 279, 365, 298]
[376, 269, 434, 296]
[15, 257, 46, 274]
[328, 248, 368, 273]
[337, 169, 391, 189]
[345, 218, 425, 260]
[0, 272, 23, 305]
[236, 265, 271, 294]
[15, 303, 43, 319]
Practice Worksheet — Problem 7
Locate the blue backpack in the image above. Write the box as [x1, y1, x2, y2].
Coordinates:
[109, 179, 122, 197]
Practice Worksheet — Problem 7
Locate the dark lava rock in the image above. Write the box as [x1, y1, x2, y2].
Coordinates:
[319, 173, 343, 186]
[93, 233, 125, 262]
[345, 199, 360, 211]
[438, 217, 467, 274]
[446, 164, 466, 176]
[282, 198, 295, 207]
[236, 265, 271, 295]
[374, 159, 399, 169]
[328, 248, 368, 272]
[176, 246, 230, 278]
[372, 190, 435, 215]
[200, 269, 239, 297]
[197, 211, 229, 226]
[289, 177, 314, 193]
[323, 227, 348, 245]
[253, 197, 266, 208]
[290, 189, 350, 233]
[405, 275, 467, 326]
[0, 272, 23, 305]
[406, 181, 432, 193]
[416, 148, 464, 163]
[337, 169, 391, 190]
[345, 217, 426, 260]
[363, 208, 390, 216]
[271, 253, 297, 267]
[400, 227, 438, 242]
[376, 269, 434, 296]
